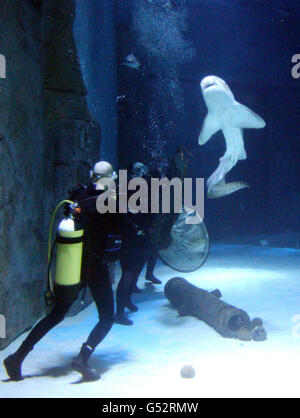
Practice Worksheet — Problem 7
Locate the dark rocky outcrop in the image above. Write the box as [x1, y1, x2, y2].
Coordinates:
[0, 0, 101, 349]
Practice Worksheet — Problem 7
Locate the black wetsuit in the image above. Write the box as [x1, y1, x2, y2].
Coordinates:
[116, 176, 157, 314]
[14, 184, 131, 360]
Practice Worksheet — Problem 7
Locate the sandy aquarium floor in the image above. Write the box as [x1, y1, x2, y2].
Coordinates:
[1, 244, 300, 398]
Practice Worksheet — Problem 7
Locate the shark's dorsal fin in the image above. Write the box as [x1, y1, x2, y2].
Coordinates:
[231, 103, 266, 129]
[198, 113, 221, 145]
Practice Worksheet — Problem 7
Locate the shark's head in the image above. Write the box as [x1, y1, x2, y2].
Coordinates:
[200, 75, 235, 111]
[200, 75, 232, 95]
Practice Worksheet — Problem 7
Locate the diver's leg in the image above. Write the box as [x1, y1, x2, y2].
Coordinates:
[120, 253, 148, 315]
[130, 254, 147, 297]
[145, 249, 162, 284]
[116, 272, 136, 311]
[115, 257, 135, 325]
[86, 264, 115, 347]
[72, 263, 115, 380]
[4, 302, 72, 381]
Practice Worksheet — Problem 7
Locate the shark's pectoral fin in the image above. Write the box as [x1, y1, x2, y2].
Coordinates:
[231, 103, 266, 129]
[198, 113, 221, 145]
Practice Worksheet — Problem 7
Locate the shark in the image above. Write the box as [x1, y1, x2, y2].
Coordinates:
[120, 54, 141, 70]
[198, 75, 266, 198]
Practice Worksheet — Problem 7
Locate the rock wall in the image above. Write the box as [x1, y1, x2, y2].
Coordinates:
[0, 0, 47, 350]
[74, 0, 118, 168]
[0, 0, 101, 349]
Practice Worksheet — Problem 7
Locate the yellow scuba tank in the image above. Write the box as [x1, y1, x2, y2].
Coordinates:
[45, 200, 84, 306]
[55, 216, 84, 287]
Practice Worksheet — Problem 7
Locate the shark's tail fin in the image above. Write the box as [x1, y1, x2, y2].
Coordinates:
[207, 180, 250, 199]
[206, 156, 250, 198]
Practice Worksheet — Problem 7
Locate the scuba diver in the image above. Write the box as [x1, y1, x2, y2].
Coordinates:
[115, 162, 161, 326]
[129, 162, 161, 289]
[3, 161, 133, 382]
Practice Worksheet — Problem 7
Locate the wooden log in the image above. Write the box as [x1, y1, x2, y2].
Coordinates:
[165, 277, 267, 341]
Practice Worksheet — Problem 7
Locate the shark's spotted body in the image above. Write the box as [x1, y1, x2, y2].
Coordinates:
[198, 75, 266, 198]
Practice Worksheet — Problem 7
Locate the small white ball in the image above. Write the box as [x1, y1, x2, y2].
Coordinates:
[180, 365, 195, 379]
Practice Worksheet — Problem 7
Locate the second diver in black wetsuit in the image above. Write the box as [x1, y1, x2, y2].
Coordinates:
[115, 162, 162, 326]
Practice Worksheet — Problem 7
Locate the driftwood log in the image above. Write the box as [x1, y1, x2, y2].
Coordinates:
[164, 277, 267, 341]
